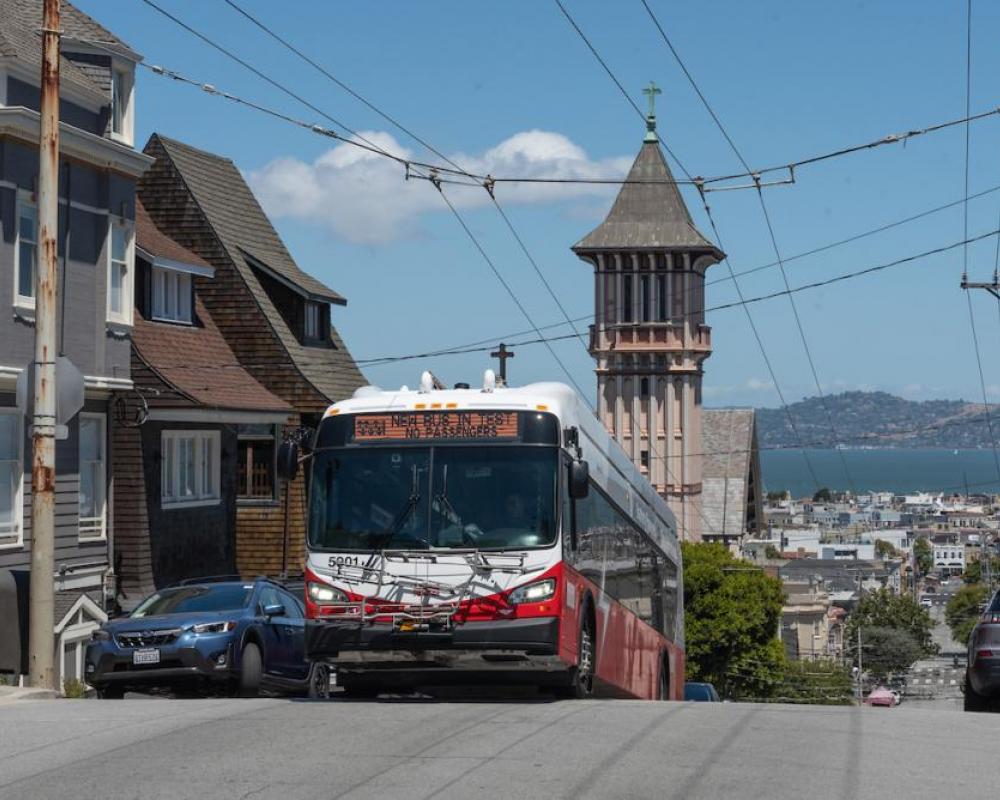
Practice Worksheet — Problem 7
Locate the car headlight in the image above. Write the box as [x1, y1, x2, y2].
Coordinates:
[509, 579, 556, 605]
[308, 581, 348, 603]
[90, 629, 111, 642]
[190, 621, 237, 634]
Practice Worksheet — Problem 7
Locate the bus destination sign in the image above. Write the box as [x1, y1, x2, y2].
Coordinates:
[354, 411, 519, 442]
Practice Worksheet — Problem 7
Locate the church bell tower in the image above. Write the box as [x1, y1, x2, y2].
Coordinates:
[572, 84, 724, 541]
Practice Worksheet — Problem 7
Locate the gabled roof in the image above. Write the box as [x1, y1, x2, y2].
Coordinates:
[135, 199, 213, 274]
[141, 133, 364, 404]
[132, 297, 292, 414]
[150, 135, 344, 304]
[573, 140, 722, 255]
[0, 0, 132, 101]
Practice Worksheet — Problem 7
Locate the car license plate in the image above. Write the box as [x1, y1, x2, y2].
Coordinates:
[132, 649, 160, 666]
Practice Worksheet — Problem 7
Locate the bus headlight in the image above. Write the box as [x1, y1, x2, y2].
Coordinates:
[308, 581, 348, 603]
[509, 579, 556, 605]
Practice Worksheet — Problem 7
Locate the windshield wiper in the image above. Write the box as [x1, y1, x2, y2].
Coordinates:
[364, 464, 429, 550]
[434, 464, 461, 527]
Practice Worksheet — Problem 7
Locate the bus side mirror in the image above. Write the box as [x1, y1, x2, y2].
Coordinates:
[569, 460, 589, 499]
[277, 440, 299, 481]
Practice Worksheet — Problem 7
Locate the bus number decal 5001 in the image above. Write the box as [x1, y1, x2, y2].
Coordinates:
[329, 555, 361, 569]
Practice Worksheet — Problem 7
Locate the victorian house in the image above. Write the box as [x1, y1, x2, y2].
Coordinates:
[0, 0, 149, 687]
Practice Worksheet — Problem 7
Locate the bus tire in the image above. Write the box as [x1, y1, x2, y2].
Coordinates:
[658, 656, 670, 701]
[340, 675, 380, 699]
[558, 613, 596, 699]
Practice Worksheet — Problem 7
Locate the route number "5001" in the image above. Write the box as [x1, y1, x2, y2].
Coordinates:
[329, 555, 361, 569]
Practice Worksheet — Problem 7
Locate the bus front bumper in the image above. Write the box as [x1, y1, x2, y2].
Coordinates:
[306, 616, 565, 676]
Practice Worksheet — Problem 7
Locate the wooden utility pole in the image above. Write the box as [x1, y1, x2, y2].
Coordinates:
[28, 0, 61, 690]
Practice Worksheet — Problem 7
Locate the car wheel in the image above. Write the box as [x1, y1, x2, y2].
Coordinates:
[964, 671, 989, 712]
[95, 685, 124, 699]
[239, 642, 263, 698]
[556, 614, 596, 699]
[308, 662, 331, 700]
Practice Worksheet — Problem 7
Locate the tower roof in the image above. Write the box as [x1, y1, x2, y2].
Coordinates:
[573, 139, 722, 256]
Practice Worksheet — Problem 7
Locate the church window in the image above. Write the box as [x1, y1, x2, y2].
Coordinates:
[640, 275, 650, 322]
[656, 274, 667, 321]
[640, 377, 650, 397]
[672, 273, 684, 321]
[640, 450, 649, 470]
[622, 275, 633, 323]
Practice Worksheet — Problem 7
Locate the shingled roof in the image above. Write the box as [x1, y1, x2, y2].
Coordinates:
[133, 201, 291, 415]
[141, 134, 364, 404]
[0, 0, 135, 101]
[701, 408, 761, 538]
[573, 140, 722, 255]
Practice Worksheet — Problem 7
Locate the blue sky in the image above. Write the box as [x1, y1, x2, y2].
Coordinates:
[76, 0, 1000, 408]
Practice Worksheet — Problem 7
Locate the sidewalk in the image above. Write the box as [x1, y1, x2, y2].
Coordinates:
[0, 685, 60, 704]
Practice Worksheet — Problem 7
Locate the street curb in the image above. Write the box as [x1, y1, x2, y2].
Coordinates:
[0, 687, 61, 703]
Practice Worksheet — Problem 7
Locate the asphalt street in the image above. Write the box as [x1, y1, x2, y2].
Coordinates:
[0, 695, 995, 800]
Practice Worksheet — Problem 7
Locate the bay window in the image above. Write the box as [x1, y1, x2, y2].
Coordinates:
[0, 411, 23, 547]
[107, 219, 133, 325]
[78, 414, 106, 540]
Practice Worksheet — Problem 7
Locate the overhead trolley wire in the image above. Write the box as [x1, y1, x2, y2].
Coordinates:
[553, 0, 822, 494]
[959, 0, 1000, 485]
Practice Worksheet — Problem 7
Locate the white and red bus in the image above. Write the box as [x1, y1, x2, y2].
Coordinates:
[289, 372, 683, 699]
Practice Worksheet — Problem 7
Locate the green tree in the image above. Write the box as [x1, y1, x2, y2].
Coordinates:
[681, 542, 786, 697]
[849, 626, 924, 680]
[945, 583, 989, 645]
[962, 556, 1000, 585]
[874, 539, 897, 560]
[844, 587, 938, 658]
[766, 490, 787, 503]
[913, 536, 933, 576]
[774, 660, 854, 705]
[764, 544, 782, 559]
[812, 487, 832, 503]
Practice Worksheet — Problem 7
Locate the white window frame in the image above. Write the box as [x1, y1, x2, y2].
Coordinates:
[151, 266, 193, 324]
[78, 412, 107, 541]
[13, 191, 37, 311]
[161, 430, 221, 509]
[109, 63, 135, 146]
[0, 409, 24, 549]
[106, 217, 134, 326]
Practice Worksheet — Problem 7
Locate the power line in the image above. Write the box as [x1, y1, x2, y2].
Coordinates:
[959, 0, 1000, 485]
[640, 0, 858, 498]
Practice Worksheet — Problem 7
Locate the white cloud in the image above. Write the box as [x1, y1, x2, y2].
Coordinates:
[246, 130, 632, 245]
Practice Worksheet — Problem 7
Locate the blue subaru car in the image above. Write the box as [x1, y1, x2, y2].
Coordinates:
[85, 578, 330, 699]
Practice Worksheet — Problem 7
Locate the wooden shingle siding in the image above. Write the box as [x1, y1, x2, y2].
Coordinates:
[111, 421, 154, 600]
[235, 470, 307, 578]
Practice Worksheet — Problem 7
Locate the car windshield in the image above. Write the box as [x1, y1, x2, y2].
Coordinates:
[309, 445, 558, 551]
[131, 585, 253, 617]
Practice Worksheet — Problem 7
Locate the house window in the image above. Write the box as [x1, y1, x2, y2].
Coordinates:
[237, 424, 277, 502]
[14, 194, 37, 307]
[304, 302, 321, 340]
[107, 220, 133, 325]
[110, 67, 133, 143]
[151, 266, 193, 324]
[78, 414, 106, 540]
[161, 431, 220, 508]
[0, 411, 23, 547]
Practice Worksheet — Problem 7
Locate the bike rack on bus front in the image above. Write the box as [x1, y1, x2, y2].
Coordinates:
[321, 549, 534, 628]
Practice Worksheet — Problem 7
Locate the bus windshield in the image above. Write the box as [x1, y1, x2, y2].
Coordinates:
[308, 446, 558, 551]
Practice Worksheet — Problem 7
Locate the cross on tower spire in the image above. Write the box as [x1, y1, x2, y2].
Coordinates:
[490, 343, 515, 386]
[643, 81, 662, 142]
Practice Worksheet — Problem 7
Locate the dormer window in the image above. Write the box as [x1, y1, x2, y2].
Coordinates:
[110, 64, 134, 145]
[305, 302, 321, 340]
[152, 266, 193, 324]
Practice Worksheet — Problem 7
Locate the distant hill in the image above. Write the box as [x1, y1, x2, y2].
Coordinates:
[753, 391, 998, 449]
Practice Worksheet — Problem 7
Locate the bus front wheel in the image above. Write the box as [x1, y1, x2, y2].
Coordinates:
[558, 615, 595, 699]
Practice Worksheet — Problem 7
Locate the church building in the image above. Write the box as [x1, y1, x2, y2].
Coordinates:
[572, 86, 762, 544]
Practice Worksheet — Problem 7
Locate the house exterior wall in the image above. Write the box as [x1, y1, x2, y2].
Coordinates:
[5, 76, 107, 136]
[139, 421, 237, 588]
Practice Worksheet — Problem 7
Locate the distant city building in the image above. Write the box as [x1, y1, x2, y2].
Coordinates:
[933, 544, 965, 576]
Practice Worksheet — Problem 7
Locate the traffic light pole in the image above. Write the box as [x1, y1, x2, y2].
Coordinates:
[27, 0, 61, 690]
